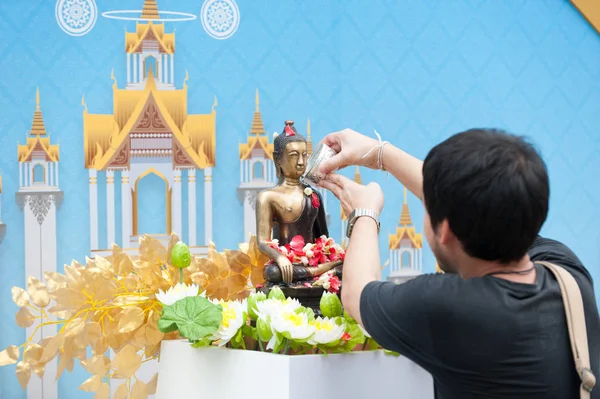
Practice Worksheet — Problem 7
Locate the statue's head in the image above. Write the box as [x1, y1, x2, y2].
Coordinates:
[273, 120, 308, 180]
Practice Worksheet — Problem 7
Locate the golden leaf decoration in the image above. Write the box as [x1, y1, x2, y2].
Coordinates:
[139, 235, 168, 264]
[32, 362, 46, 378]
[113, 245, 134, 277]
[146, 324, 164, 346]
[44, 271, 67, 292]
[16, 361, 31, 389]
[63, 318, 86, 338]
[80, 374, 102, 392]
[81, 355, 110, 376]
[85, 322, 102, 346]
[112, 344, 142, 378]
[0, 346, 19, 366]
[118, 307, 144, 333]
[147, 372, 159, 395]
[226, 250, 251, 276]
[56, 351, 75, 380]
[64, 264, 85, 291]
[27, 277, 51, 308]
[23, 344, 43, 365]
[114, 383, 129, 399]
[132, 380, 148, 399]
[40, 333, 64, 363]
[15, 307, 35, 328]
[94, 383, 111, 399]
[12, 287, 29, 307]
[52, 288, 87, 309]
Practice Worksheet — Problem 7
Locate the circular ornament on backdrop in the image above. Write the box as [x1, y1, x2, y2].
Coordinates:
[200, 0, 240, 40]
[55, 0, 98, 36]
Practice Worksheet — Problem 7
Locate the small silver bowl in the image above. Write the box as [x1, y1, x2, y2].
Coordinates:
[303, 143, 336, 186]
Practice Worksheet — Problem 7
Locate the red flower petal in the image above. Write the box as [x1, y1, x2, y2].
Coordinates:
[303, 282, 312, 288]
[311, 193, 320, 208]
[341, 332, 351, 342]
[328, 276, 341, 293]
[290, 235, 305, 251]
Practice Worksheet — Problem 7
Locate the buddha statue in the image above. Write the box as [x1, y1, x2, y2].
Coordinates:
[256, 121, 343, 288]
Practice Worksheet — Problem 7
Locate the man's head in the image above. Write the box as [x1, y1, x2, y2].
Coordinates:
[422, 129, 549, 273]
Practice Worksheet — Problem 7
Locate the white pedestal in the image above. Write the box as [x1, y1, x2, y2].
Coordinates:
[156, 340, 434, 399]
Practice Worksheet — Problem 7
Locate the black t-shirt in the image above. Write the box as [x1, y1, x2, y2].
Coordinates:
[360, 236, 600, 398]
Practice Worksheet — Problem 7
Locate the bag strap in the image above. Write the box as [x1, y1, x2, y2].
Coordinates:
[537, 261, 596, 398]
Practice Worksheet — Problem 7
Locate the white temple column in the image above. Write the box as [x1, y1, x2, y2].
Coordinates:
[27, 162, 31, 185]
[121, 170, 131, 248]
[89, 169, 98, 251]
[172, 169, 182, 238]
[44, 163, 49, 184]
[239, 161, 244, 184]
[55, 162, 59, 187]
[158, 54, 162, 83]
[204, 167, 213, 244]
[139, 54, 144, 82]
[106, 170, 115, 247]
[20, 163, 23, 187]
[170, 54, 174, 84]
[188, 169, 196, 246]
[127, 53, 131, 84]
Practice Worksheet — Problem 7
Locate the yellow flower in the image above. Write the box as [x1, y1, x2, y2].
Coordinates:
[308, 317, 345, 345]
[211, 300, 247, 346]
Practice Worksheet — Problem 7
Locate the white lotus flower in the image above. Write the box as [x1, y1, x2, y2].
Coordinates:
[254, 298, 301, 321]
[268, 310, 315, 350]
[211, 299, 247, 346]
[156, 283, 200, 306]
[308, 317, 346, 345]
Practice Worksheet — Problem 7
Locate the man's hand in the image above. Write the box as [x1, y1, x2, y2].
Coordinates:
[319, 129, 380, 174]
[319, 173, 384, 217]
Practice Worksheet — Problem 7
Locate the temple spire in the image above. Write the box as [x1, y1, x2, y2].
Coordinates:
[353, 166, 362, 184]
[142, 0, 159, 19]
[30, 87, 47, 136]
[250, 89, 265, 135]
[399, 187, 412, 226]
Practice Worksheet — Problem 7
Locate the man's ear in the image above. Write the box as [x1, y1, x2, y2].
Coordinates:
[437, 219, 455, 245]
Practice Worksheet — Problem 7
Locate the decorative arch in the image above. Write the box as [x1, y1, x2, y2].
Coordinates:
[400, 250, 412, 269]
[144, 55, 158, 78]
[33, 163, 45, 183]
[132, 167, 172, 236]
[252, 161, 264, 179]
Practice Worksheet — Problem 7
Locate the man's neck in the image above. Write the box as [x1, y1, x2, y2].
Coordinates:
[459, 255, 536, 284]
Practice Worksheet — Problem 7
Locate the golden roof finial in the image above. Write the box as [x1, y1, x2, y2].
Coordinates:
[250, 89, 264, 135]
[81, 95, 87, 113]
[399, 187, 412, 226]
[255, 88, 260, 112]
[142, 0, 159, 19]
[306, 117, 313, 154]
[354, 166, 362, 184]
[30, 87, 47, 136]
[212, 95, 218, 112]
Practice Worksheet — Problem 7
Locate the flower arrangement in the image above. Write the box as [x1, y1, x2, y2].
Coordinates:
[267, 235, 344, 293]
[0, 234, 391, 398]
[158, 286, 379, 355]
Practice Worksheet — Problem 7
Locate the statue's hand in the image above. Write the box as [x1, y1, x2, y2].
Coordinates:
[277, 256, 294, 285]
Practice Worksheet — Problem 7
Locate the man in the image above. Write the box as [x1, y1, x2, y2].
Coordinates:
[318, 128, 599, 398]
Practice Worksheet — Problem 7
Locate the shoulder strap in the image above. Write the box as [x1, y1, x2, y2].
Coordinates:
[537, 261, 596, 398]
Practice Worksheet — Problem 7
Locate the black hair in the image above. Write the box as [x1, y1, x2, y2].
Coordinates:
[422, 128, 549, 263]
[273, 121, 307, 164]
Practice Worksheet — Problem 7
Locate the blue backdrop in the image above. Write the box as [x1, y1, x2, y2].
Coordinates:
[1, 0, 599, 397]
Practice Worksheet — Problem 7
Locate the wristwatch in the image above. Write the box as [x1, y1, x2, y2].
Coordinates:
[346, 208, 380, 238]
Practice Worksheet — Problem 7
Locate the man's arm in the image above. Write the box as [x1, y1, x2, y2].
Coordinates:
[340, 217, 381, 325]
[381, 144, 424, 200]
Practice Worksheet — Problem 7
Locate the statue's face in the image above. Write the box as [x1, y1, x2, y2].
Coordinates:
[278, 141, 308, 179]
